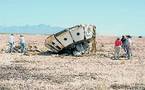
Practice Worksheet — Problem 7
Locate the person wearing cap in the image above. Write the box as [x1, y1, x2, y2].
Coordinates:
[8, 34, 15, 53]
[19, 35, 26, 53]
[114, 37, 122, 60]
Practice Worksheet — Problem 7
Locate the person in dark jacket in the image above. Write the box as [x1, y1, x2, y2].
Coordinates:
[121, 35, 132, 59]
[121, 35, 127, 52]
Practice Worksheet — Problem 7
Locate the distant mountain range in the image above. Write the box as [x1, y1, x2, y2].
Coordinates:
[0, 24, 64, 34]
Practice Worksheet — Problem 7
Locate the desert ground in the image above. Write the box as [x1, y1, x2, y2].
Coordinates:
[0, 34, 145, 90]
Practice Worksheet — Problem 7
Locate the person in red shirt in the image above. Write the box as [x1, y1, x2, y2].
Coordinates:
[114, 38, 122, 60]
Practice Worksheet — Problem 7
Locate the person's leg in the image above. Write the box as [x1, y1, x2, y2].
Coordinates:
[114, 47, 119, 60]
[124, 45, 128, 58]
[130, 46, 133, 56]
[114, 47, 117, 59]
[122, 44, 127, 57]
[122, 44, 126, 53]
[22, 43, 27, 53]
[23, 43, 26, 53]
[12, 43, 14, 53]
[126, 46, 131, 59]
[117, 47, 121, 59]
[9, 43, 12, 53]
[20, 43, 23, 53]
[21, 43, 25, 53]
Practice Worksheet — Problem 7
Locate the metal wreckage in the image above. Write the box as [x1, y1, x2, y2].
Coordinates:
[45, 24, 97, 56]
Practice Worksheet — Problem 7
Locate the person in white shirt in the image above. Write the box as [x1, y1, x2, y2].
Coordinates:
[19, 35, 26, 53]
[8, 34, 15, 53]
[127, 37, 133, 56]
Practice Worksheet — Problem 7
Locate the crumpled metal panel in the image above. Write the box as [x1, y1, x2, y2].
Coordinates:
[84, 25, 95, 40]
[45, 35, 64, 52]
[45, 24, 96, 54]
[55, 30, 74, 47]
[69, 25, 85, 42]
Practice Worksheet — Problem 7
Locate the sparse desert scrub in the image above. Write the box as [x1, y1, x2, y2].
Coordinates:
[0, 35, 145, 90]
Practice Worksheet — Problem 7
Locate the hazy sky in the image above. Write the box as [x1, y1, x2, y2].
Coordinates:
[0, 0, 145, 35]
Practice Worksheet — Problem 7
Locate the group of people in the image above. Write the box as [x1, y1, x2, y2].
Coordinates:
[114, 35, 132, 60]
[7, 34, 133, 59]
[8, 34, 26, 53]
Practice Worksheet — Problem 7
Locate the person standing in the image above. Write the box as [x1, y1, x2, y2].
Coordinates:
[125, 36, 132, 59]
[114, 38, 122, 60]
[8, 34, 15, 53]
[121, 35, 131, 59]
[19, 35, 26, 53]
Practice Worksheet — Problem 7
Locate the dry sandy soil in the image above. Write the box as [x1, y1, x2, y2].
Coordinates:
[0, 34, 145, 90]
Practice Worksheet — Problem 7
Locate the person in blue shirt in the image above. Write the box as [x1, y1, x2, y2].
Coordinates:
[19, 35, 26, 53]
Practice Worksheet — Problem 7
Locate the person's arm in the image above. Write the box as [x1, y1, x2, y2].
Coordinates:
[120, 41, 123, 46]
